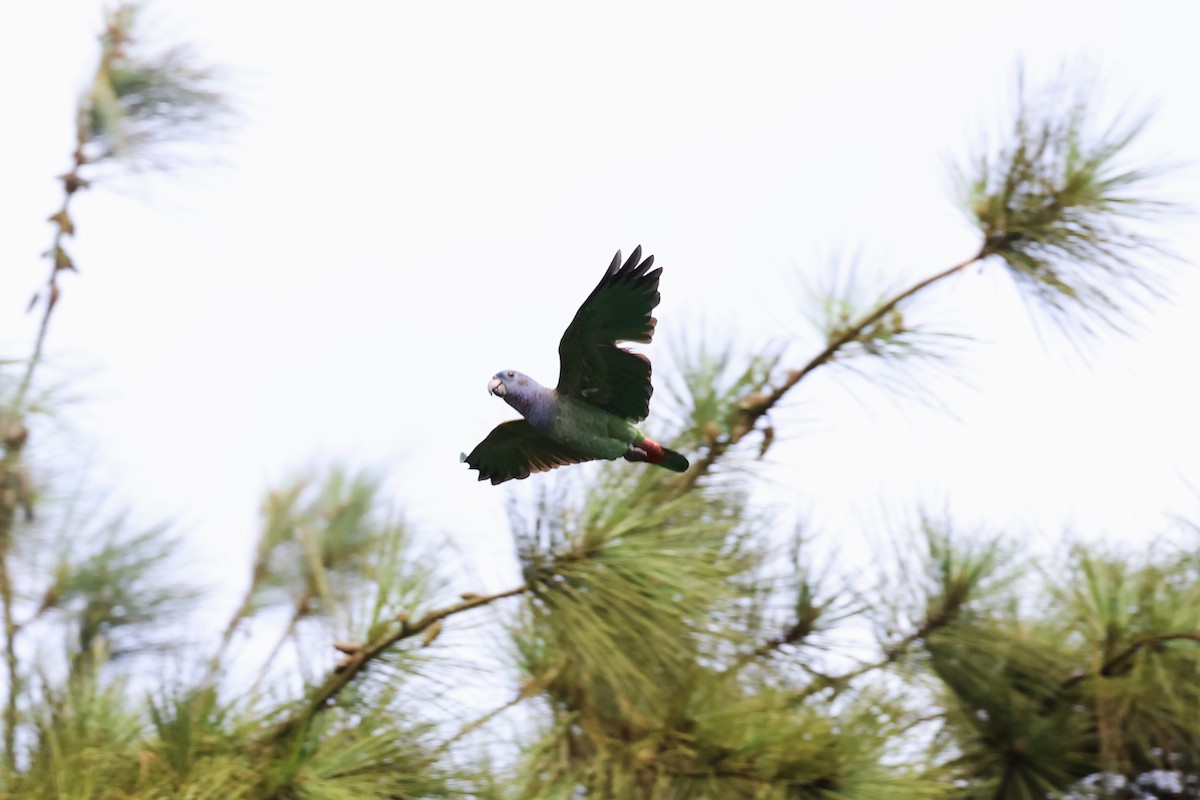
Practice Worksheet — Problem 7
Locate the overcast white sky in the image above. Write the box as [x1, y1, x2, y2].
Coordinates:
[3, 2, 1199, 622]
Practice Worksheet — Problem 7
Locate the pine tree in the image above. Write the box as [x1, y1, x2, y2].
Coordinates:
[2, 6, 1196, 799]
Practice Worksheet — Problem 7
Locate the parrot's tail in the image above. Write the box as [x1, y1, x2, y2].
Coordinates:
[657, 447, 690, 472]
[625, 438, 690, 473]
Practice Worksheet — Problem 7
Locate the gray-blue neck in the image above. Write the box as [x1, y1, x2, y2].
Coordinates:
[506, 384, 557, 431]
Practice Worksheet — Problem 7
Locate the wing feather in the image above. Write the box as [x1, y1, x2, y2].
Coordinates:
[462, 420, 596, 485]
[556, 246, 661, 421]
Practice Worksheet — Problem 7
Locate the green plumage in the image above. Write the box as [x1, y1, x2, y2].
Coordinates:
[462, 247, 689, 485]
[547, 396, 643, 460]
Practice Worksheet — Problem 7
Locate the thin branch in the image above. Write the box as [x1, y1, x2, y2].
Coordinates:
[893, 710, 947, 738]
[0, 138, 88, 774]
[1060, 630, 1200, 692]
[435, 688, 532, 756]
[721, 618, 819, 678]
[207, 577, 259, 679]
[13, 146, 87, 410]
[0, 4, 228, 776]
[246, 597, 308, 696]
[669, 245, 988, 495]
[0, 566, 16, 772]
[788, 600, 961, 701]
[209, 540, 281, 678]
[273, 583, 528, 742]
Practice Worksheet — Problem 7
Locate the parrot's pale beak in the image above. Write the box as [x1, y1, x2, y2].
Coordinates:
[488, 377, 506, 397]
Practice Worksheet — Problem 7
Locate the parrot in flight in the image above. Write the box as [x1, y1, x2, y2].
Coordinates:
[461, 246, 689, 485]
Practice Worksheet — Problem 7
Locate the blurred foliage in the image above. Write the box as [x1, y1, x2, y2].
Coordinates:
[663, 334, 783, 468]
[808, 257, 965, 366]
[798, 254, 973, 407]
[81, 3, 228, 166]
[959, 70, 1176, 338]
[2, 9, 1197, 800]
[45, 518, 195, 661]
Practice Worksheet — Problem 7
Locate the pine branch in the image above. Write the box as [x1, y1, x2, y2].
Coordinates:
[0, 5, 228, 770]
[669, 247, 986, 494]
[1060, 630, 1200, 692]
[0, 565, 15, 772]
[669, 75, 1173, 498]
[272, 584, 527, 742]
[737, 619, 819, 667]
[209, 495, 295, 676]
[790, 598, 963, 702]
[0, 103, 89, 778]
[246, 596, 309, 697]
[721, 591, 826, 678]
[208, 576, 260, 679]
[964, 76, 1176, 337]
[434, 682, 538, 756]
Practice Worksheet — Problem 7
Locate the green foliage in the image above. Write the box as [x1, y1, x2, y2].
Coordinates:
[13, 677, 142, 799]
[911, 536, 1200, 799]
[266, 706, 454, 800]
[218, 467, 448, 701]
[1050, 546, 1200, 777]
[513, 470, 760, 713]
[143, 686, 256, 791]
[811, 257, 966, 365]
[665, 335, 781, 461]
[513, 679, 942, 799]
[960, 70, 1176, 337]
[45, 517, 195, 660]
[252, 468, 393, 615]
[800, 255, 971, 405]
[926, 610, 1094, 795]
[81, 3, 227, 165]
[5, 15, 1198, 800]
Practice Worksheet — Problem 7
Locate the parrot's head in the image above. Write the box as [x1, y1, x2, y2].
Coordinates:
[488, 370, 550, 418]
[488, 370, 533, 399]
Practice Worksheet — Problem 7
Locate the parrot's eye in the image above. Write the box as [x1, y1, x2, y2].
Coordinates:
[506, 371, 515, 378]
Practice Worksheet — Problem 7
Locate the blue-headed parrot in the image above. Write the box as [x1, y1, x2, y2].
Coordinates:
[462, 246, 689, 484]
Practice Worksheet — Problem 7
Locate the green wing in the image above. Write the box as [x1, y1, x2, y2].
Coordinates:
[461, 420, 596, 485]
[556, 246, 661, 421]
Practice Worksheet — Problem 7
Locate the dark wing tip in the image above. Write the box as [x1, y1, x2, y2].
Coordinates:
[464, 420, 581, 486]
[611, 248, 659, 294]
[618, 246, 654, 278]
[466, 458, 519, 485]
[584, 246, 661, 307]
[470, 462, 519, 485]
